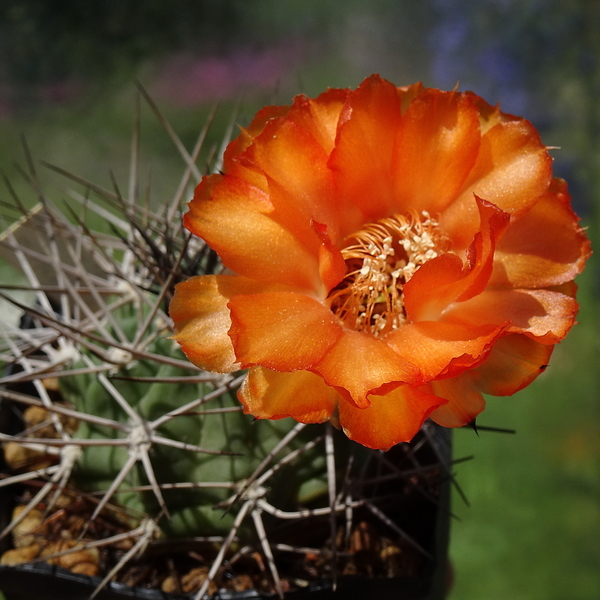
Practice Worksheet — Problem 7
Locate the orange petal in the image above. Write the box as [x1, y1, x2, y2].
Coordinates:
[385, 320, 504, 381]
[490, 179, 591, 288]
[404, 198, 509, 321]
[455, 197, 510, 301]
[223, 105, 290, 172]
[288, 88, 349, 155]
[442, 118, 553, 249]
[429, 333, 554, 427]
[471, 333, 554, 396]
[312, 220, 347, 292]
[184, 174, 320, 290]
[238, 367, 338, 423]
[170, 275, 267, 373]
[228, 292, 342, 370]
[464, 91, 519, 134]
[397, 82, 426, 112]
[403, 252, 465, 323]
[329, 74, 402, 222]
[248, 117, 344, 249]
[392, 89, 481, 214]
[338, 384, 445, 449]
[314, 329, 420, 409]
[444, 288, 579, 344]
[428, 375, 486, 428]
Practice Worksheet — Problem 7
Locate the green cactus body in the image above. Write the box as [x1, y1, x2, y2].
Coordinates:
[59, 312, 329, 539]
[0, 99, 451, 599]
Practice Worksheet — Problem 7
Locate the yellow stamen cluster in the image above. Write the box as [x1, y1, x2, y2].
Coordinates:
[328, 211, 448, 336]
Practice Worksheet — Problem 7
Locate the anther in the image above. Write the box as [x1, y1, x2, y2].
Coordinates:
[327, 211, 449, 336]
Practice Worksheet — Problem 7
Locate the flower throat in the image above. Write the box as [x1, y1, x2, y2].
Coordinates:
[327, 211, 448, 336]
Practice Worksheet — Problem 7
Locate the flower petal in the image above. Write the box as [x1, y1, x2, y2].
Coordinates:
[287, 89, 349, 155]
[455, 198, 511, 301]
[223, 104, 290, 173]
[385, 320, 504, 381]
[184, 174, 321, 290]
[490, 179, 591, 288]
[397, 82, 426, 112]
[464, 91, 519, 134]
[338, 385, 445, 449]
[428, 375, 486, 428]
[472, 333, 554, 396]
[248, 117, 344, 248]
[403, 252, 465, 323]
[392, 89, 481, 214]
[442, 118, 553, 249]
[228, 291, 342, 370]
[429, 333, 553, 427]
[444, 288, 579, 343]
[238, 367, 338, 423]
[329, 74, 402, 222]
[314, 330, 420, 409]
[404, 197, 509, 321]
[170, 275, 266, 373]
[312, 220, 347, 292]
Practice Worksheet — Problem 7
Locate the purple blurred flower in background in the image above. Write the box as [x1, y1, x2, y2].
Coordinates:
[150, 43, 307, 105]
[429, 0, 530, 116]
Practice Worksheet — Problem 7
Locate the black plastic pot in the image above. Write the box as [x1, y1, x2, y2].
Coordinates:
[0, 562, 448, 600]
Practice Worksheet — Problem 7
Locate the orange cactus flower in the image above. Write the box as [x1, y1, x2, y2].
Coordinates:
[170, 75, 590, 450]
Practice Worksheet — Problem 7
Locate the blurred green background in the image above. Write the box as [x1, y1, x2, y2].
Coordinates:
[0, 1, 598, 599]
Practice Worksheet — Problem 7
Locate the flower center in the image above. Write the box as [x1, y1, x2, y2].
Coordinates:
[327, 211, 448, 336]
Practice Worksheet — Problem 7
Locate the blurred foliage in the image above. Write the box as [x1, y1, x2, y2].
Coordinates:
[429, 0, 600, 221]
[0, 0, 245, 86]
[451, 265, 600, 600]
[0, 0, 439, 108]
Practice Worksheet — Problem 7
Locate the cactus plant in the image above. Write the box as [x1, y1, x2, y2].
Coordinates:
[0, 90, 451, 600]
